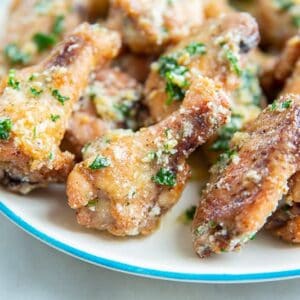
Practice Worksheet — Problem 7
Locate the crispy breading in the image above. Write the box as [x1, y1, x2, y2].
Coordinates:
[192, 95, 300, 257]
[67, 76, 230, 236]
[0, 0, 88, 77]
[0, 23, 121, 194]
[106, 0, 204, 54]
[144, 13, 260, 123]
[62, 67, 143, 159]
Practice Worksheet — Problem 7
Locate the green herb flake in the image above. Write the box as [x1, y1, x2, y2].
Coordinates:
[7, 69, 20, 90]
[114, 102, 132, 118]
[157, 55, 189, 105]
[52, 89, 70, 105]
[274, 0, 295, 11]
[33, 33, 57, 52]
[208, 220, 217, 229]
[89, 155, 111, 170]
[0, 118, 12, 140]
[152, 168, 177, 187]
[292, 15, 300, 28]
[185, 42, 206, 56]
[50, 114, 60, 122]
[4, 44, 30, 65]
[270, 99, 292, 111]
[211, 114, 243, 152]
[185, 206, 196, 221]
[225, 49, 242, 76]
[88, 199, 98, 207]
[52, 15, 65, 35]
[30, 87, 43, 97]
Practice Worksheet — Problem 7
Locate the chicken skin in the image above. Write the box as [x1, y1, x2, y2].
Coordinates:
[266, 36, 300, 243]
[67, 76, 231, 236]
[144, 13, 260, 123]
[107, 0, 204, 54]
[192, 95, 300, 257]
[62, 66, 143, 159]
[0, 0, 88, 77]
[0, 23, 121, 194]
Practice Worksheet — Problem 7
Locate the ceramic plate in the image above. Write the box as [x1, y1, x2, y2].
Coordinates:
[1, 0, 300, 283]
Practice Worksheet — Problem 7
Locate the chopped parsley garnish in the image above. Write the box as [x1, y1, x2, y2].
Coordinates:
[208, 220, 217, 229]
[114, 102, 132, 118]
[52, 89, 70, 105]
[211, 114, 243, 152]
[158, 56, 189, 105]
[270, 99, 292, 111]
[185, 206, 196, 221]
[237, 67, 262, 107]
[89, 155, 110, 170]
[52, 15, 65, 35]
[48, 152, 54, 160]
[4, 44, 30, 65]
[30, 87, 43, 97]
[0, 118, 12, 140]
[33, 33, 57, 52]
[50, 114, 60, 122]
[152, 168, 176, 187]
[28, 73, 38, 81]
[7, 69, 20, 90]
[274, 0, 295, 11]
[218, 148, 239, 167]
[185, 42, 206, 56]
[292, 15, 300, 28]
[225, 49, 242, 76]
[87, 199, 98, 207]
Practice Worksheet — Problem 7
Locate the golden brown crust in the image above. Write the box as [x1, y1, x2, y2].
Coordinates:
[0, 0, 88, 77]
[192, 95, 300, 257]
[144, 12, 260, 123]
[0, 24, 121, 193]
[67, 76, 231, 236]
[107, 0, 204, 54]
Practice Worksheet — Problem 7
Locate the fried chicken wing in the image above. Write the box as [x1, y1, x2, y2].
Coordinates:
[0, 23, 121, 194]
[0, 0, 88, 77]
[67, 76, 230, 236]
[144, 13, 260, 123]
[192, 95, 300, 257]
[106, 0, 204, 54]
[265, 36, 300, 243]
[62, 66, 143, 159]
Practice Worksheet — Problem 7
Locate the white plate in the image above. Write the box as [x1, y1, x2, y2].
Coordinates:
[1, 0, 300, 283]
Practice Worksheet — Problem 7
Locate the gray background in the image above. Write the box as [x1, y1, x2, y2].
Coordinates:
[1, 216, 300, 300]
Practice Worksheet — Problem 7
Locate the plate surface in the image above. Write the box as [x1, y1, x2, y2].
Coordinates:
[1, 0, 300, 283]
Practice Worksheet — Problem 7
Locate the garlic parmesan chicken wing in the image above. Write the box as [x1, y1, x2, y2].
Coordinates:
[62, 66, 142, 159]
[192, 95, 300, 257]
[67, 77, 231, 236]
[107, 0, 204, 54]
[266, 36, 300, 243]
[144, 13, 260, 123]
[0, 0, 88, 77]
[0, 23, 121, 194]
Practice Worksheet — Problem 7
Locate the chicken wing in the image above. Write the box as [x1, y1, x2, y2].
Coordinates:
[266, 35, 300, 243]
[144, 13, 260, 123]
[67, 76, 230, 236]
[62, 66, 143, 159]
[192, 95, 300, 257]
[0, 0, 88, 77]
[106, 0, 204, 54]
[0, 23, 121, 194]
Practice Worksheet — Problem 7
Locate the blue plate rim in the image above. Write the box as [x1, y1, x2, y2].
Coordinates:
[1, 201, 300, 283]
